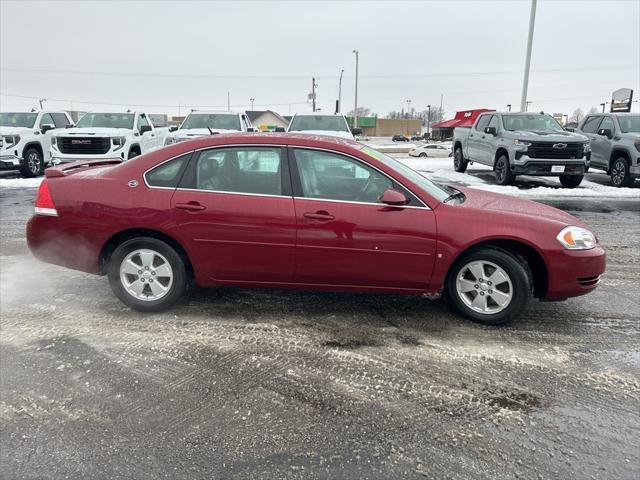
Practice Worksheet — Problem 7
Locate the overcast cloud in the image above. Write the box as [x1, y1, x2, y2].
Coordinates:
[1, 0, 638, 118]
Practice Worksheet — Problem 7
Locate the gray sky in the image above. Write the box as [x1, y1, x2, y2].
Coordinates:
[1, 0, 639, 118]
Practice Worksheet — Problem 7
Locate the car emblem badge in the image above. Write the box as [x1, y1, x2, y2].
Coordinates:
[128, 180, 139, 188]
[553, 143, 567, 149]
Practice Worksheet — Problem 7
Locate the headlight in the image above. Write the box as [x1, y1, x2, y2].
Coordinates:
[1, 135, 20, 147]
[556, 226, 597, 250]
[513, 139, 531, 150]
[112, 136, 126, 151]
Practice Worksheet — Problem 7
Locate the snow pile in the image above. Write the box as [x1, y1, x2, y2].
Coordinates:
[0, 177, 43, 189]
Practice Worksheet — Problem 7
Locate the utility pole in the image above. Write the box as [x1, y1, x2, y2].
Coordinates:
[600, 102, 606, 113]
[525, 101, 533, 112]
[507, 104, 512, 111]
[520, 0, 537, 112]
[353, 49, 359, 128]
[227, 92, 230, 112]
[338, 69, 344, 113]
[439, 94, 443, 112]
[427, 104, 431, 138]
[311, 77, 317, 112]
[250, 97, 255, 110]
[38, 98, 45, 109]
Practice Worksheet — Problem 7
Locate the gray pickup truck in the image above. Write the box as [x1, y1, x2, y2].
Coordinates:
[577, 113, 640, 187]
[453, 112, 590, 188]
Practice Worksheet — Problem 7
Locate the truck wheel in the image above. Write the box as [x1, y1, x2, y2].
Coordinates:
[453, 148, 468, 172]
[108, 237, 187, 312]
[446, 247, 532, 325]
[128, 148, 140, 160]
[559, 174, 583, 188]
[610, 157, 633, 187]
[494, 155, 514, 185]
[20, 147, 44, 178]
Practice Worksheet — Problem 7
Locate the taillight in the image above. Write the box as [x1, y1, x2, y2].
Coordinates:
[35, 180, 58, 216]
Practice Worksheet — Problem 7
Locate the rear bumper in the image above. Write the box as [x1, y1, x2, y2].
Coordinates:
[26, 214, 101, 274]
[544, 246, 606, 300]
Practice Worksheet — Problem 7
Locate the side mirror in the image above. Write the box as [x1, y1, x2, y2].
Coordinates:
[274, 127, 286, 132]
[380, 188, 409, 206]
[168, 125, 178, 132]
[139, 125, 152, 135]
[597, 128, 612, 138]
[351, 127, 363, 135]
[41, 124, 55, 133]
[484, 126, 497, 135]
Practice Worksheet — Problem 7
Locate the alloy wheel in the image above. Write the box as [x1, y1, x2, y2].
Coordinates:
[27, 151, 41, 175]
[119, 249, 174, 301]
[611, 160, 626, 186]
[456, 260, 513, 314]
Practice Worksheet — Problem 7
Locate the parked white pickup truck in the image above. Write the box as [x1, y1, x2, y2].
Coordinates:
[165, 111, 258, 145]
[0, 110, 74, 177]
[286, 113, 362, 140]
[51, 111, 169, 164]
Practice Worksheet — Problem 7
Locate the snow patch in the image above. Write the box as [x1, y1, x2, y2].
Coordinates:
[0, 177, 43, 189]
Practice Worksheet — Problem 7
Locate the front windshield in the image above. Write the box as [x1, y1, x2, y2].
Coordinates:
[0, 112, 37, 128]
[502, 114, 564, 132]
[181, 113, 241, 130]
[617, 115, 640, 133]
[360, 146, 450, 202]
[289, 115, 349, 132]
[75, 113, 135, 129]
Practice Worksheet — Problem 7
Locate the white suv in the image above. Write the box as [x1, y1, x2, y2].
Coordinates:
[165, 111, 258, 145]
[0, 111, 73, 177]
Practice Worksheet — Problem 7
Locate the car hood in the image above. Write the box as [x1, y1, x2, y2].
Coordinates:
[172, 128, 240, 139]
[453, 186, 582, 226]
[509, 130, 588, 142]
[56, 127, 133, 137]
[287, 130, 355, 140]
[0, 126, 33, 135]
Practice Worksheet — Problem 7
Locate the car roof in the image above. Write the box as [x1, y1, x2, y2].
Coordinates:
[166, 132, 360, 150]
[291, 112, 345, 117]
[187, 110, 240, 115]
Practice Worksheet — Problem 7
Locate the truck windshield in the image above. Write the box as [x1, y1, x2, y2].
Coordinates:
[617, 115, 640, 133]
[360, 146, 450, 203]
[502, 115, 564, 132]
[181, 114, 241, 130]
[0, 112, 37, 128]
[75, 113, 135, 129]
[289, 115, 349, 132]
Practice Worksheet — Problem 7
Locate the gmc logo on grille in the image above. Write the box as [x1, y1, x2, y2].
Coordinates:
[71, 139, 92, 145]
[552, 143, 567, 149]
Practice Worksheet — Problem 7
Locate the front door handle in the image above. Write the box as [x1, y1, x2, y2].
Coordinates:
[304, 211, 334, 221]
[175, 201, 206, 212]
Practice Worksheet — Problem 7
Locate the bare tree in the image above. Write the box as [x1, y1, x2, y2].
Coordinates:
[569, 108, 585, 123]
[416, 106, 445, 125]
[587, 107, 598, 115]
[347, 107, 374, 117]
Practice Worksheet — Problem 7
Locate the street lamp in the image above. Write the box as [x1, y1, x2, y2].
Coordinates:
[250, 97, 255, 110]
[338, 69, 344, 113]
[600, 102, 606, 113]
[525, 101, 533, 112]
[353, 50, 359, 128]
[427, 104, 431, 138]
[406, 100, 412, 135]
[520, 0, 538, 111]
[507, 104, 512, 112]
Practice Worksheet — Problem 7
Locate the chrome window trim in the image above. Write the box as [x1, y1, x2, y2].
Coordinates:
[290, 145, 431, 209]
[294, 196, 429, 210]
[175, 187, 292, 200]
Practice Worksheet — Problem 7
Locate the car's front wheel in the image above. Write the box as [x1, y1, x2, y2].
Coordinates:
[559, 174, 583, 188]
[494, 155, 514, 185]
[446, 247, 532, 325]
[108, 237, 187, 312]
[20, 147, 44, 178]
[419, 152, 428, 158]
[453, 148, 468, 172]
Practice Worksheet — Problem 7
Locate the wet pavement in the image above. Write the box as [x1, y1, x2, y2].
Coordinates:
[1, 184, 639, 479]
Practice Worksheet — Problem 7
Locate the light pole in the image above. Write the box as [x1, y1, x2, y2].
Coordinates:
[38, 98, 46, 109]
[520, 0, 537, 112]
[250, 97, 255, 110]
[525, 101, 533, 112]
[427, 104, 431, 138]
[353, 49, 359, 128]
[406, 100, 411, 135]
[600, 102, 606, 113]
[338, 69, 344, 113]
[507, 104, 512, 112]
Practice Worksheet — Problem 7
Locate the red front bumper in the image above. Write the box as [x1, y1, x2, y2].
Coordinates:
[544, 246, 606, 300]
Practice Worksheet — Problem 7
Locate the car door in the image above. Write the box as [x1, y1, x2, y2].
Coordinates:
[579, 115, 604, 167]
[170, 145, 296, 284]
[290, 147, 437, 289]
[136, 114, 157, 152]
[479, 115, 500, 164]
[467, 114, 490, 164]
[38, 113, 57, 160]
[591, 116, 615, 168]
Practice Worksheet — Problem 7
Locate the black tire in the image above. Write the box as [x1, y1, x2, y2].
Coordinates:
[453, 148, 468, 173]
[108, 237, 187, 312]
[559, 174, 583, 188]
[128, 147, 140, 160]
[20, 147, 44, 177]
[419, 152, 428, 158]
[446, 247, 532, 325]
[494, 154, 514, 185]
[610, 157, 633, 187]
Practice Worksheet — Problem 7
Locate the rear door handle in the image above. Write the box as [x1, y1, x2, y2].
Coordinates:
[175, 201, 206, 212]
[304, 211, 334, 221]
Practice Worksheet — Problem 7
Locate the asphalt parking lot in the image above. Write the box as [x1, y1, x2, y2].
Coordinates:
[1, 178, 639, 479]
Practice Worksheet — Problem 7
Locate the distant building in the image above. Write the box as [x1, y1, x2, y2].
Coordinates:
[347, 116, 422, 136]
[430, 109, 495, 140]
[246, 110, 289, 131]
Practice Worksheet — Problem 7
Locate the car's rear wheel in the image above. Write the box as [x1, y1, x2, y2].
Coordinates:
[419, 152, 428, 158]
[20, 147, 44, 178]
[447, 247, 531, 325]
[494, 155, 514, 185]
[453, 148, 468, 172]
[559, 174, 583, 188]
[108, 237, 186, 312]
[610, 157, 633, 187]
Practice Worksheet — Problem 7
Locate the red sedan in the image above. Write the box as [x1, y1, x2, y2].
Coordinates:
[27, 133, 605, 325]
